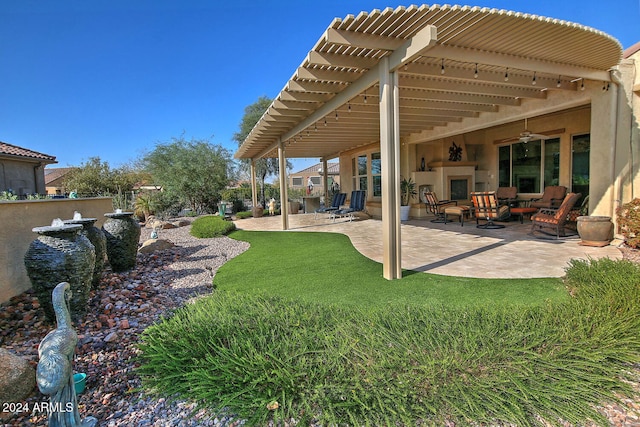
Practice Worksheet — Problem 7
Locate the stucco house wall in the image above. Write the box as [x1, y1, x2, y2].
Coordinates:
[0, 142, 57, 197]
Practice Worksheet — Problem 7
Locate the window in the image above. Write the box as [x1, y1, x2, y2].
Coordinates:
[352, 155, 368, 193]
[572, 134, 590, 204]
[292, 177, 302, 186]
[371, 153, 381, 197]
[498, 138, 560, 193]
[310, 176, 321, 185]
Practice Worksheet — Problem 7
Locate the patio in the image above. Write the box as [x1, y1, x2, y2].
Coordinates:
[234, 213, 621, 279]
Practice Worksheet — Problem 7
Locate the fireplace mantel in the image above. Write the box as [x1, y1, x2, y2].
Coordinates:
[427, 161, 478, 168]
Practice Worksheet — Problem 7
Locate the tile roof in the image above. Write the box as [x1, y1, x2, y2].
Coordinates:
[0, 141, 57, 163]
[44, 167, 75, 184]
[293, 162, 339, 175]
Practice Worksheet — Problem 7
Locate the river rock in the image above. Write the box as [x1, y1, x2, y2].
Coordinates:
[138, 239, 175, 254]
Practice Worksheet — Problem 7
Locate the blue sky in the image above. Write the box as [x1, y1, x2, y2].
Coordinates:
[1, 1, 638, 174]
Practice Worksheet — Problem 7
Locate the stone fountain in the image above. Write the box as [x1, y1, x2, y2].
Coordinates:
[102, 209, 141, 272]
[64, 211, 107, 287]
[24, 219, 96, 323]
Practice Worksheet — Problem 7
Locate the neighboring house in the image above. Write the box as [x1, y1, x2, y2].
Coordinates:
[235, 5, 640, 279]
[289, 162, 340, 195]
[0, 141, 57, 197]
[44, 167, 76, 196]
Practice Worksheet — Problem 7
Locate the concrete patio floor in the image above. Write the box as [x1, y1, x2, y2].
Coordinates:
[233, 213, 622, 279]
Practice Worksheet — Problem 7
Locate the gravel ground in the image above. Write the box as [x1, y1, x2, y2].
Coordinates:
[1, 220, 639, 426]
[1, 219, 250, 426]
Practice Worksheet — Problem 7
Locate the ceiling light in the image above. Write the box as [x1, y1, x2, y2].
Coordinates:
[532, 72, 537, 85]
[474, 63, 478, 79]
[504, 68, 508, 82]
[557, 75, 562, 88]
[441, 59, 445, 75]
[580, 79, 585, 91]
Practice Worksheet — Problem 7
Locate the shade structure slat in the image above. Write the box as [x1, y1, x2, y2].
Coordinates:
[236, 4, 622, 161]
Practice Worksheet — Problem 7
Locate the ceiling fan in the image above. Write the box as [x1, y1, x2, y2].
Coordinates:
[516, 118, 550, 143]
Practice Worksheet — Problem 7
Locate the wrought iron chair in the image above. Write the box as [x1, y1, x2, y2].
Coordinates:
[530, 192, 582, 239]
[530, 185, 567, 209]
[423, 191, 457, 223]
[496, 186, 517, 206]
[470, 191, 511, 229]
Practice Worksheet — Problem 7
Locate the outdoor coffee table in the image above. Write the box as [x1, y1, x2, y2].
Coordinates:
[510, 207, 537, 223]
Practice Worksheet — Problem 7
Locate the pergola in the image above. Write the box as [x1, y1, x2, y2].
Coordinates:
[235, 4, 623, 279]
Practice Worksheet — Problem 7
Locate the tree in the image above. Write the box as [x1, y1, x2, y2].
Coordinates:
[140, 136, 234, 213]
[62, 157, 142, 197]
[233, 96, 292, 207]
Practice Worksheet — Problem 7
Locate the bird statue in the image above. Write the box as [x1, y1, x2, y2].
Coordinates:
[36, 282, 97, 427]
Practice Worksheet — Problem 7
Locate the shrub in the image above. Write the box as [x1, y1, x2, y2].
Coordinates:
[189, 215, 235, 238]
[235, 211, 252, 219]
[138, 258, 640, 426]
[617, 198, 640, 248]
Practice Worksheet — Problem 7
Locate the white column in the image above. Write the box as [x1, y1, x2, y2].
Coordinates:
[278, 140, 289, 230]
[250, 160, 258, 209]
[590, 82, 619, 217]
[379, 56, 402, 280]
[322, 159, 329, 202]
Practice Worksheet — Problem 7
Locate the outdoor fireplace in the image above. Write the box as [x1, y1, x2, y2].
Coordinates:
[449, 176, 471, 200]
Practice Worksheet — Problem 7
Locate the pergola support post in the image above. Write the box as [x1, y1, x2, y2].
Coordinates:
[379, 56, 402, 280]
[278, 140, 289, 230]
[250, 160, 258, 210]
[321, 158, 329, 203]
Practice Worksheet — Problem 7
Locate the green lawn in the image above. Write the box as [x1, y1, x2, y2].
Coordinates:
[216, 230, 567, 309]
[137, 230, 640, 426]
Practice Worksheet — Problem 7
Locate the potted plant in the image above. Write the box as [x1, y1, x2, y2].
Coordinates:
[400, 177, 417, 221]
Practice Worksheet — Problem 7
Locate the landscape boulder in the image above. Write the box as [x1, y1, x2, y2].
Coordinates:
[0, 348, 35, 405]
[138, 238, 175, 254]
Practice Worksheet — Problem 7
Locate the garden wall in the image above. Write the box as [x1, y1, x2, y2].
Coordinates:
[0, 197, 114, 303]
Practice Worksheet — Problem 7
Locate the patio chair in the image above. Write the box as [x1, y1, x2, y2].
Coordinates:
[530, 185, 567, 209]
[423, 191, 457, 223]
[330, 190, 366, 222]
[530, 192, 582, 239]
[566, 195, 589, 229]
[314, 192, 346, 219]
[470, 191, 511, 229]
[496, 186, 517, 206]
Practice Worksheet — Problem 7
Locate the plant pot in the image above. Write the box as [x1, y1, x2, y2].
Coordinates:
[74, 372, 87, 394]
[289, 201, 300, 214]
[252, 206, 264, 218]
[400, 205, 411, 221]
[577, 216, 613, 247]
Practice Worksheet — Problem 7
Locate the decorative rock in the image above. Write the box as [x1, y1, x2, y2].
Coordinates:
[104, 332, 119, 343]
[0, 348, 35, 404]
[138, 239, 175, 254]
[145, 215, 161, 229]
